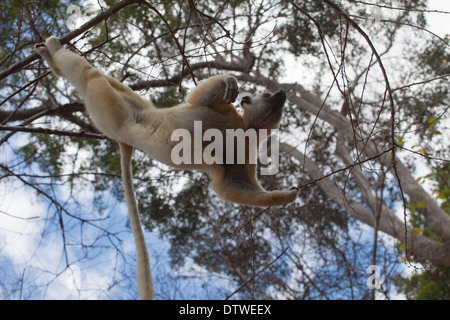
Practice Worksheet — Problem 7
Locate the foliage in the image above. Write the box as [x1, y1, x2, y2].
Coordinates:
[395, 265, 450, 300]
[0, 0, 449, 299]
[395, 163, 450, 299]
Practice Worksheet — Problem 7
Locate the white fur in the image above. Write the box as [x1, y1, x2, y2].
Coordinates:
[35, 36, 297, 299]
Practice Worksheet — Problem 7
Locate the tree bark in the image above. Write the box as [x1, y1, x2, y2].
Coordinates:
[280, 142, 450, 266]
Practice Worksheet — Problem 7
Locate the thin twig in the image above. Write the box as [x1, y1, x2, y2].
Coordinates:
[226, 247, 289, 300]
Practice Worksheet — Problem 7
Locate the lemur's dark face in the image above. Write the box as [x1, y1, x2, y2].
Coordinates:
[241, 90, 286, 130]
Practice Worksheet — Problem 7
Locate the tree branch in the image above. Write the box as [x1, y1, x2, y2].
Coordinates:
[280, 142, 450, 266]
[0, 125, 108, 140]
[0, 0, 140, 82]
[0, 102, 84, 123]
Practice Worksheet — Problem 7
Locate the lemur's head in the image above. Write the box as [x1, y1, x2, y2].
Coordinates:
[240, 90, 286, 130]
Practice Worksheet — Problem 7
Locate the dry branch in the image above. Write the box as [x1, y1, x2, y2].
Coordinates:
[0, 0, 140, 81]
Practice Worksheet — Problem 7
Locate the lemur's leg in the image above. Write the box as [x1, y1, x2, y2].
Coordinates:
[34, 37, 130, 139]
[209, 163, 298, 207]
[35, 43, 63, 77]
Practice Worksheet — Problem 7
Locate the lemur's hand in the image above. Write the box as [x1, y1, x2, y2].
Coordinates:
[223, 76, 238, 104]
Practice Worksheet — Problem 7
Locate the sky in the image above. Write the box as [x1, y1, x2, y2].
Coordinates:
[0, 0, 449, 300]
[427, 0, 450, 36]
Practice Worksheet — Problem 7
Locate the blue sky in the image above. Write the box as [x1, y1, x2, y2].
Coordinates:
[0, 0, 449, 300]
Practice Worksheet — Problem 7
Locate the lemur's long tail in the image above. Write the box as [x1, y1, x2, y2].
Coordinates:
[119, 142, 154, 300]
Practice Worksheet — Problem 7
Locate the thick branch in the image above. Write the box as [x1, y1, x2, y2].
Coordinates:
[281, 142, 450, 266]
[245, 72, 450, 242]
[130, 61, 253, 91]
[0, 102, 84, 123]
[0, 125, 108, 140]
[364, 141, 450, 242]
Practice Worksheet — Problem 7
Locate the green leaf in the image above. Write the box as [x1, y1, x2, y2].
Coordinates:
[396, 136, 405, 146]
[416, 202, 426, 208]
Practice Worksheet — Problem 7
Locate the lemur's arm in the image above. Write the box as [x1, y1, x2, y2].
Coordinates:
[185, 74, 238, 108]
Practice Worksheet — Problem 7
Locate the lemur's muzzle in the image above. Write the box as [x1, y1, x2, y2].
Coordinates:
[267, 90, 286, 106]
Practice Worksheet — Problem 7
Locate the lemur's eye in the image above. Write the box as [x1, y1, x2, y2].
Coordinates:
[262, 92, 271, 99]
[241, 96, 251, 105]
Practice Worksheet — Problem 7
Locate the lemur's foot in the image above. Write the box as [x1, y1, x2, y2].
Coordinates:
[45, 36, 63, 53]
[35, 42, 50, 59]
[34, 38, 63, 76]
